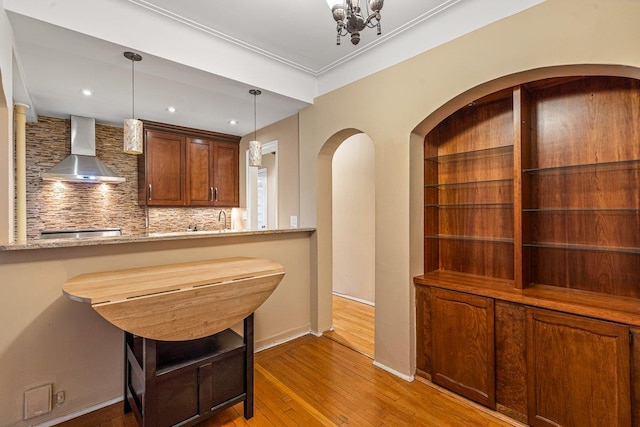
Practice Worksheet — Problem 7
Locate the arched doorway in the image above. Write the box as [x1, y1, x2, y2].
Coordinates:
[316, 129, 376, 358]
[327, 133, 375, 358]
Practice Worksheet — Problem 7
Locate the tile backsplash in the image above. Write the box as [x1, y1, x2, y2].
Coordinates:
[24, 116, 230, 239]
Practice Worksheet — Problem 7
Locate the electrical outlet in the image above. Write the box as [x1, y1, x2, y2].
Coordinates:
[54, 390, 65, 406]
[24, 384, 52, 420]
[290, 216, 298, 229]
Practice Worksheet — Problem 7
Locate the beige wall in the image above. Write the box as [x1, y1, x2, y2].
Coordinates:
[299, 0, 640, 376]
[239, 114, 299, 230]
[0, 232, 313, 426]
[332, 134, 375, 303]
[2, 0, 640, 423]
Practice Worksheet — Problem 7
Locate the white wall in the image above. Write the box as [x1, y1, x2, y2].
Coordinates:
[332, 134, 375, 304]
[0, 1, 15, 244]
[262, 152, 277, 229]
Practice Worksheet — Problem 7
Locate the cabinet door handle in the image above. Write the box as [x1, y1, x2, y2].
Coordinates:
[148, 184, 153, 200]
[210, 187, 214, 202]
[214, 187, 219, 201]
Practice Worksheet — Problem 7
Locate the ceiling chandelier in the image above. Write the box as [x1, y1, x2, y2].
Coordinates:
[329, 0, 384, 45]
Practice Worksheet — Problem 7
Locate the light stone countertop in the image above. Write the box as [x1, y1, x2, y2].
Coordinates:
[0, 228, 316, 251]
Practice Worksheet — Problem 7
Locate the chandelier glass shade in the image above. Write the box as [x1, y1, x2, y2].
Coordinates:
[248, 89, 262, 167]
[330, 0, 384, 45]
[123, 51, 143, 155]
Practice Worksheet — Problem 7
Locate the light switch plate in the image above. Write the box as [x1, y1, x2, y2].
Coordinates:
[24, 384, 52, 420]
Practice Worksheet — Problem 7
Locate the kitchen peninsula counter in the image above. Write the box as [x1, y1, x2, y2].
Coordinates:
[0, 228, 315, 251]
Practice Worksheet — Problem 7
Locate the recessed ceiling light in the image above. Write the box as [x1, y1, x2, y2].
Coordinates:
[228, 119, 238, 125]
[166, 106, 176, 113]
[81, 89, 93, 96]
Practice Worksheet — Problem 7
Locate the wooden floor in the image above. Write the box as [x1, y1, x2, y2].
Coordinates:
[323, 294, 375, 358]
[58, 334, 519, 427]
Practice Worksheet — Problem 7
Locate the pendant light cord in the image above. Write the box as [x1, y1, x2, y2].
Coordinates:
[124, 52, 142, 120]
[131, 58, 135, 119]
[249, 88, 261, 141]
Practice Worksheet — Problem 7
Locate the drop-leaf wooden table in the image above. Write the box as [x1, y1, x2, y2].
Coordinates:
[63, 257, 285, 427]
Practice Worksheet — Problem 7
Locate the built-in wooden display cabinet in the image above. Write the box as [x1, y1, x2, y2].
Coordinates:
[415, 76, 640, 427]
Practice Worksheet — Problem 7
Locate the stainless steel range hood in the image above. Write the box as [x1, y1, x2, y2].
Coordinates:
[41, 116, 126, 183]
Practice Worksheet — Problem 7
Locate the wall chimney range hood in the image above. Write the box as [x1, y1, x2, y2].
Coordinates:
[41, 116, 126, 183]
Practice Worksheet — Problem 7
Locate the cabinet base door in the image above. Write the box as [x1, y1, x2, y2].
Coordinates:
[526, 308, 631, 427]
[431, 288, 495, 408]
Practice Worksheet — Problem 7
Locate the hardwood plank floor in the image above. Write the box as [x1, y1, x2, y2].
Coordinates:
[58, 335, 519, 427]
[323, 294, 375, 358]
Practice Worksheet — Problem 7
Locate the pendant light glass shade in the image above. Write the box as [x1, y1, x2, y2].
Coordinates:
[123, 51, 143, 155]
[248, 89, 262, 167]
[249, 140, 262, 167]
[124, 118, 143, 154]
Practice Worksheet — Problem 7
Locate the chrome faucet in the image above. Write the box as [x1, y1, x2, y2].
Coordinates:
[218, 210, 227, 231]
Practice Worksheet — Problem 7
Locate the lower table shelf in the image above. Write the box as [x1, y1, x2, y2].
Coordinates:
[124, 314, 254, 427]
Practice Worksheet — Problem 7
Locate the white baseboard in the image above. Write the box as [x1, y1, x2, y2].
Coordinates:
[255, 324, 311, 352]
[372, 360, 415, 382]
[35, 396, 122, 427]
[332, 291, 375, 307]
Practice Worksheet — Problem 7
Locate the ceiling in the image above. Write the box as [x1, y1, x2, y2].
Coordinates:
[6, 0, 543, 137]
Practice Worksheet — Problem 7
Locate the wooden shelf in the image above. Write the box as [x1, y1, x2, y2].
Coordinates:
[414, 270, 640, 328]
[425, 145, 513, 163]
[523, 242, 640, 255]
[425, 235, 514, 244]
[425, 178, 513, 188]
[523, 207, 640, 212]
[129, 329, 245, 376]
[425, 203, 513, 208]
[523, 157, 640, 174]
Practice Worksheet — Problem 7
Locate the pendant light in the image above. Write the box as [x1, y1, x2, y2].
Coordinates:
[248, 89, 262, 167]
[123, 51, 143, 155]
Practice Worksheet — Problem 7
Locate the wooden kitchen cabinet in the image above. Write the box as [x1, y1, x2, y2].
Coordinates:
[526, 308, 631, 427]
[186, 139, 239, 207]
[430, 288, 495, 408]
[140, 129, 186, 206]
[212, 141, 239, 206]
[186, 138, 213, 206]
[139, 121, 240, 207]
[125, 315, 254, 427]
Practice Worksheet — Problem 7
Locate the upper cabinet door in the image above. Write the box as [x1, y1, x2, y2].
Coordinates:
[142, 130, 186, 206]
[186, 138, 214, 206]
[212, 141, 239, 207]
